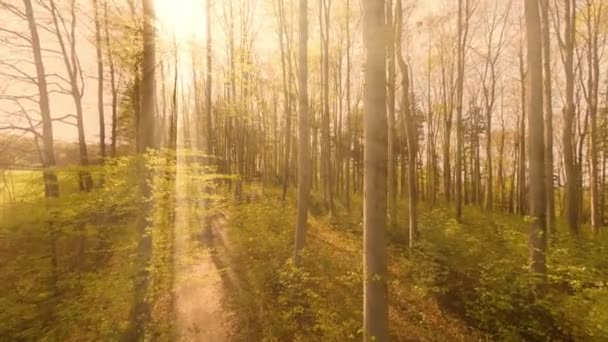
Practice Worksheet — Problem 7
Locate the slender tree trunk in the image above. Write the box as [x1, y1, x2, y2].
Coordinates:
[585, 0, 601, 233]
[24, 0, 59, 198]
[524, 0, 547, 274]
[518, 37, 527, 215]
[206, 0, 214, 156]
[387, 0, 397, 223]
[345, 0, 351, 210]
[321, 0, 335, 215]
[49, 0, 93, 191]
[540, 0, 555, 234]
[498, 88, 506, 210]
[103, 0, 118, 157]
[441, 56, 453, 203]
[426, 30, 435, 207]
[563, 0, 579, 235]
[455, 0, 469, 222]
[278, 0, 292, 201]
[397, 0, 417, 246]
[93, 0, 106, 160]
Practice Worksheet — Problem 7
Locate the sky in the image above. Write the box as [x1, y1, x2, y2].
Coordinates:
[0, 0, 440, 149]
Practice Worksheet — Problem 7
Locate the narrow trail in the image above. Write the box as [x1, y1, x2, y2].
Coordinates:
[172, 152, 234, 341]
[173, 212, 234, 341]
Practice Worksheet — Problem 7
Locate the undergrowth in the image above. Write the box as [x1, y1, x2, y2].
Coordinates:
[225, 184, 608, 341]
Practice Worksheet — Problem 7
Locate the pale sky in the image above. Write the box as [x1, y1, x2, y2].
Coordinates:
[0, 0, 442, 149]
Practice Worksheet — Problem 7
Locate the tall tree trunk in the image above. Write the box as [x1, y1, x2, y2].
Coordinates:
[441, 52, 454, 203]
[498, 91, 506, 210]
[455, 0, 469, 222]
[518, 36, 527, 215]
[294, 0, 310, 266]
[125, 0, 156, 339]
[278, 0, 292, 201]
[103, 0, 118, 157]
[524, 0, 547, 274]
[49, 0, 93, 191]
[426, 29, 436, 207]
[563, 0, 579, 235]
[93, 0, 106, 160]
[206, 0, 214, 156]
[24, 0, 59, 198]
[321, 0, 335, 215]
[363, 0, 388, 339]
[397, 0, 417, 246]
[585, 0, 601, 233]
[387, 0, 397, 223]
[344, 0, 351, 210]
[540, 0, 555, 234]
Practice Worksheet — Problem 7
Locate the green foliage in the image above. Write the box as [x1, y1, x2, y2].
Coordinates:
[0, 150, 226, 340]
[227, 187, 608, 341]
[226, 188, 481, 341]
[405, 205, 608, 341]
[226, 192, 363, 341]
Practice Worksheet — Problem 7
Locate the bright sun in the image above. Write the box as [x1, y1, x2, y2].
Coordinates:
[155, 0, 206, 43]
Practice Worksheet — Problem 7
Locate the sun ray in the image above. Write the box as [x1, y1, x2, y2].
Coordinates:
[155, 0, 206, 43]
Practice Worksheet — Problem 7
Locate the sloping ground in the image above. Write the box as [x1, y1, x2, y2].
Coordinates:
[312, 221, 486, 341]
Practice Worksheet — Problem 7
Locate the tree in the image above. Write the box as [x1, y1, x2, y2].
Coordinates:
[517, 28, 527, 215]
[276, 0, 292, 201]
[48, 0, 93, 191]
[205, 0, 214, 156]
[525, 0, 547, 274]
[582, 0, 603, 233]
[125, 0, 157, 339]
[387, 0, 397, 222]
[139, 0, 156, 152]
[294, 0, 310, 266]
[540, 0, 555, 233]
[93, 0, 106, 160]
[477, 0, 510, 211]
[558, 0, 579, 235]
[320, 0, 335, 215]
[362, 0, 388, 339]
[103, 0, 119, 157]
[22, 0, 59, 198]
[455, 0, 471, 222]
[396, 0, 417, 247]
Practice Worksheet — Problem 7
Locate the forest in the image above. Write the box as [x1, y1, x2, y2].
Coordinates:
[1, 0, 607, 340]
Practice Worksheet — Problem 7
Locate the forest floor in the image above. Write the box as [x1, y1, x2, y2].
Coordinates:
[223, 185, 485, 341]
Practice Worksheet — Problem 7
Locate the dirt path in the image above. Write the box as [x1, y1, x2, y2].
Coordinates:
[173, 156, 234, 341]
[173, 212, 234, 341]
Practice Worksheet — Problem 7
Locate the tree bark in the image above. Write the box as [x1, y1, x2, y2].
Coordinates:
[455, 0, 470, 222]
[539, 0, 555, 234]
[363, 0, 388, 339]
[563, 0, 579, 235]
[397, 0, 417, 246]
[524, 0, 547, 274]
[387, 0, 397, 223]
[206, 0, 214, 156]
[49, 0, 93, 191]
[23, 0, 59, 198]
[93, 0, 106, 160]
[294, 0, 310, 266]
[103, 0, 118, 157]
